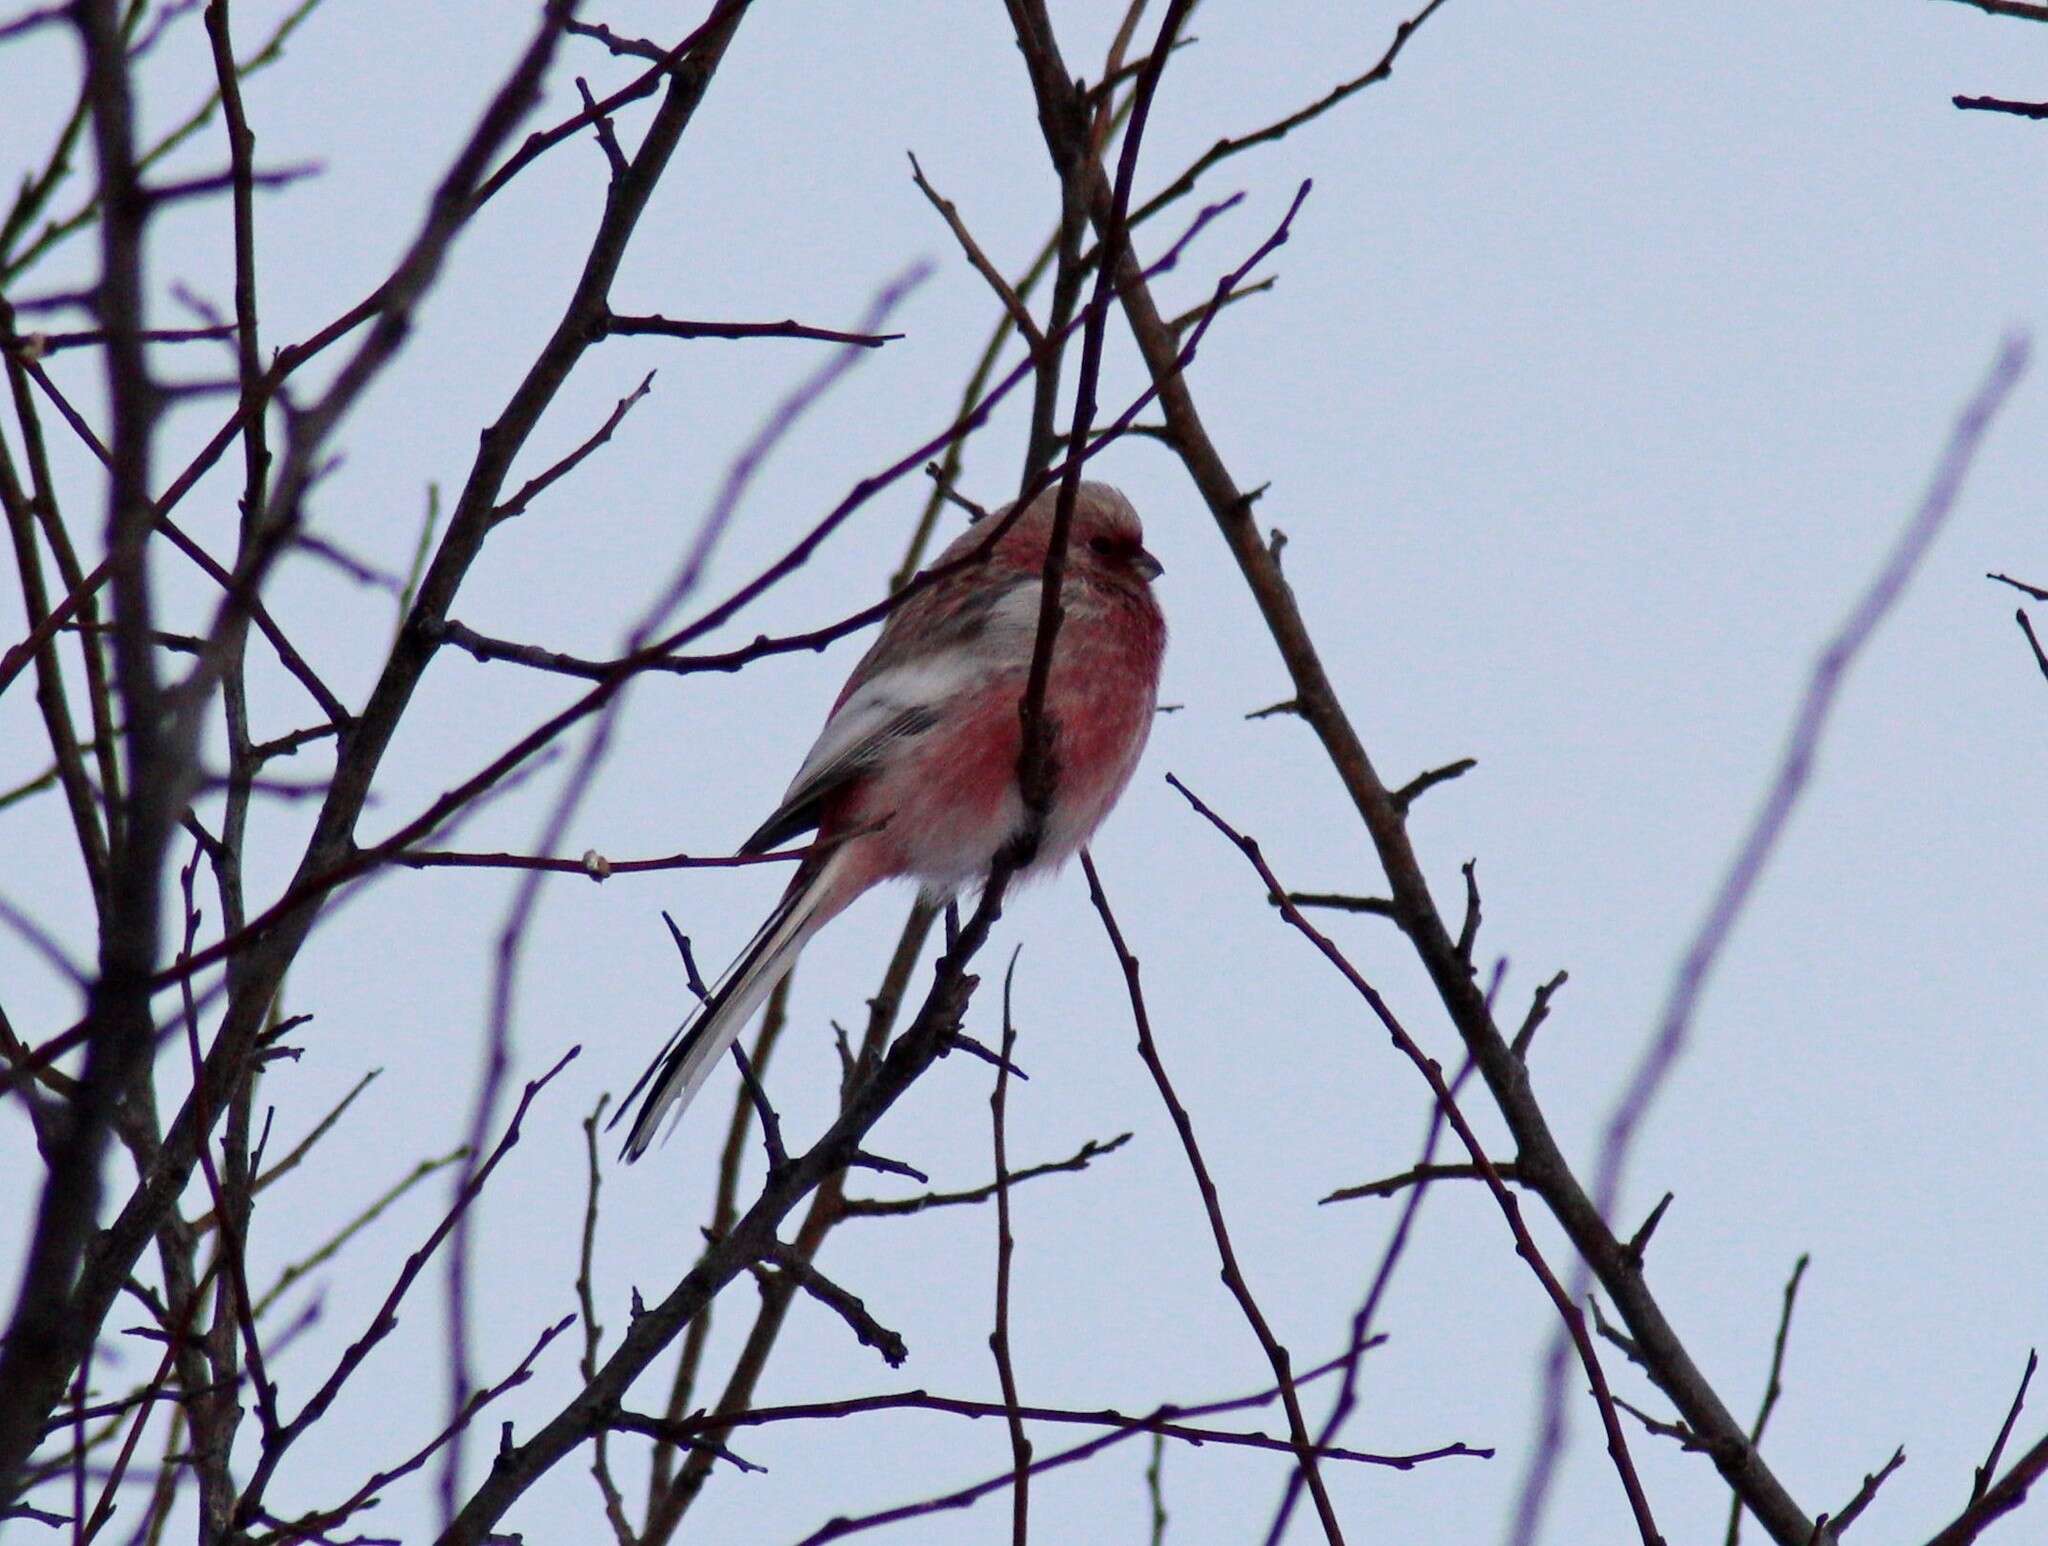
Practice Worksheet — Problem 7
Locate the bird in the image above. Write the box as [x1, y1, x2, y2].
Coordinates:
[614, 479, 1167, 1161]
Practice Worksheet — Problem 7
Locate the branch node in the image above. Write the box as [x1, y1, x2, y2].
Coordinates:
[943, 1031, 1029, 1080]
[1971, 1348, 2038, 1506]
[574, 75, 629, 178]
[848, 1149, 929, 1185]
[1455, 859, 1481, 967]
[660, 910, 711, 1003]
[1623, 1191, 1674, 1270]
[1279, 890, 1397, 919]
[763, 1243, 909, 1367]
[1824, 1445, 1906, 1538]
[1391, 757, 1478, 815]
[730, 1039, 788, 1175]
[1244, 696, 1303, 722]
[1511, 970, 1568, 1061]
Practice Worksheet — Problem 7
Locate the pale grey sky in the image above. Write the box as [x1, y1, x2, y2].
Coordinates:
[6, 2, 2048, 1542]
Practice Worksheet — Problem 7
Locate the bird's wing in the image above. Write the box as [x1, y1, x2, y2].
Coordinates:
[738, 576, 1041, 855]
[739, 695, 940, 853]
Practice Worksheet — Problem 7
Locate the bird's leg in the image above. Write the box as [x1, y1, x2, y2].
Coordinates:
[944, 898, 962, 952]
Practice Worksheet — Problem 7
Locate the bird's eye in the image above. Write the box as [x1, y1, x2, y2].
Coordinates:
[1088, 536, 1117, 557]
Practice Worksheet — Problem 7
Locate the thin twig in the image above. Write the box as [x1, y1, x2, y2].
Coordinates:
[991, 949, 1032, 1544]
[1162, 778, 1664, 1546]
[1512, 971, 1568, 1060]
[575, 1095, 635, 1546]
[1392, 756, 1477, 814]
[227, 1047, 577, 1530]
[189, 1070, 379, 1233]
[1120, 0, 1452, 236]
[253, 1147, 469, 1319]
[1987, 571, 2048, 602]
[908, 152, 1046, 354]
[265, 1314, 575, 1545]
[1830, 1446, 1907, 1537]
[838, 1133, 1132, 1217]
[1924, 1434, 2048, 1546]
[1726, 1255, 1811, 1546]
[491, 370, 655, 524]
[1082, 847, 1348, 1544]
[759, 1245, 907, 1368]
[780, 1386, 1482, 1546]
[1283, 891, 1397, 919]
[1320, 1160, 1523, 1205]
[1953, 94, 2048, 117]
[1972, 1350, 2039, 1506]
[603, 312, 901, 347]
[1526, 334, 2029, 1544]
[573, 76, 628, 179]
[2013, 611, 2048, 682]
[621, 1387, 1484, 1468]
[393, 843, 806, 877]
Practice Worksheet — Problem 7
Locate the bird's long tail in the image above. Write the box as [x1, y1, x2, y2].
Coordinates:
[613, 848, 856, 1161]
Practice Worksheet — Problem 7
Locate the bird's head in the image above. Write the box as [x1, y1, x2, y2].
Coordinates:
[1000, 480, 1164, 586]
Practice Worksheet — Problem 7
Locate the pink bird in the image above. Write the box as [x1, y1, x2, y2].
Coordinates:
[616, 480, 1167, 1160]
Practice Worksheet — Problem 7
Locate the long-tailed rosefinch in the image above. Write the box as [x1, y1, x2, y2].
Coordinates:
[616, 480, 1167, 1160]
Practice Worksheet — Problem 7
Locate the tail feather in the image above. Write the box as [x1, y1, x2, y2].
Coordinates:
[614, 854, 847, 1161]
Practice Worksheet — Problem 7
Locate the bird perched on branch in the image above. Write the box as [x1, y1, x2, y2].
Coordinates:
[615, 480, 1167, 1160]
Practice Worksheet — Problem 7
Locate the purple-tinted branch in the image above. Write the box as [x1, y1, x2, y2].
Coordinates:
[0, 1, 67, 42]
[573, 76, 629, 178]
[393, 843, 806, 878]
[566, 18, 667, 61]
[759, 1245, 905, 1367]
[1522, 334, 2030, 1543]
[1823, 1446, 1907, 1537]
[1594, 329, 2028, 1275]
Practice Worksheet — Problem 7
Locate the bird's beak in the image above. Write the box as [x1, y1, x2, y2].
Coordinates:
[1134, 546, 1164, 581]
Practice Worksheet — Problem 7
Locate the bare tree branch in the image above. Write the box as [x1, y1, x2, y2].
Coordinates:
[1082, 847, 1348, 1544]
